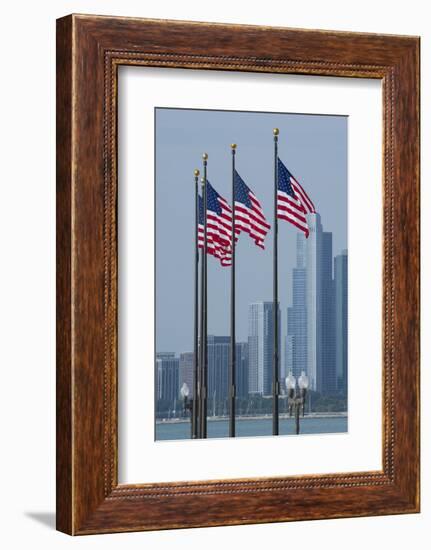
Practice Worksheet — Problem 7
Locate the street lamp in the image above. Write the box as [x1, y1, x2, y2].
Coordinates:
[180, 382, 194, 438]
[286, 371, 309, 435]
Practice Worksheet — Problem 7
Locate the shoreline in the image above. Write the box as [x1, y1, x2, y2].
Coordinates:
[156, 412, 347, 425]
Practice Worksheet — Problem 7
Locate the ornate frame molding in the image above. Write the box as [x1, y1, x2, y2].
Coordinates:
[57, 15, 419, 534]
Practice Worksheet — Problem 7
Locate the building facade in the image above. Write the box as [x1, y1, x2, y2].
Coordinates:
[286, 234, 308, 380]
[179, 352, 194, 397]
[334, 250, 348, 395]
[286, 214, 341, 396]
[236, 341, 249, 398]
[248, 302, 280, 396]
[303, 213, 336, 394]
[207, 335, 230, 414]
[319, 231, 336, 395]
[155, 352, 179, 404]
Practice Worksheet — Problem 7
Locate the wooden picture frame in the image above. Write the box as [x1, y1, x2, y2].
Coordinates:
[56, 14, 420, 535]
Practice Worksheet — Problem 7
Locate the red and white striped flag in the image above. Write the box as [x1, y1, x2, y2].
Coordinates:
[277, 157, 316, 238]
[234, 170, 270, 249]
[198, 182, 232, 267]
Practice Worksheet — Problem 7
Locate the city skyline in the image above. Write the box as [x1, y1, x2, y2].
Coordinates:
[156, 235, 348, 410]
[156, 228, 348, 419]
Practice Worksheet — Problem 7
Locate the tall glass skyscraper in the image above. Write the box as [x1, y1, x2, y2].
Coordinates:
[305, 214, 321, 391]
[286, 214, 340, 395]
[320, 231, 336, 395]
[286, 234, 308, 380]
[334, 250, 348, 395]
[248, 302, 280, 396]
[304, 213, 336, 394]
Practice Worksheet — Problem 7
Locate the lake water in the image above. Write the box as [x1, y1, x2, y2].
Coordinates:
[156, 415, 347, 440]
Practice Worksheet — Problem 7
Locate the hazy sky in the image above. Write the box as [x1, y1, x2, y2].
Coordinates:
[155, 108, 347, 354]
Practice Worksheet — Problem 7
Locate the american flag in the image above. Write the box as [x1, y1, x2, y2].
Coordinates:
[234, 170, 270, 249]
[277, 157, 316, 238]
[198, 182, 232, 267]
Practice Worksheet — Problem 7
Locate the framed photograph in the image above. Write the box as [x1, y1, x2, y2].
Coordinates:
[56, 14, 420, 534]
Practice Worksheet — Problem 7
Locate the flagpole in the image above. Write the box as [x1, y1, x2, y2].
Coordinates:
[273, 128, 280, 436]
[200, 153, 208, 438]
[229, 144, 237, 437]
[192, 168, 200, 439]
[198, 171, 205, 439]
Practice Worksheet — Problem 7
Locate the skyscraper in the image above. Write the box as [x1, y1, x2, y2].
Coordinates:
[304, 213, 336, 394]
[207, 335, 230, 413]
[284, 334, 294, 380]
[179, 352, 194, 397]
[334, 250, 348, 395]
[305, 214, 320, 391]
[236, 342, 249, 398]
[286, 214, 339, 396]
[248, 302, 280, 396]
[286, 234, 308, 380]
[191, 337, 249, 415]
[155, 352, 179, 403]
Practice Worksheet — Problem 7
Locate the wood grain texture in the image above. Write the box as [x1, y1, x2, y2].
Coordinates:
[56, 14, 420, 535]
[56, 15, 73, 535]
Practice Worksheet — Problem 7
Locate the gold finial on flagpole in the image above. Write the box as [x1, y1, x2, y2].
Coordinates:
[273, 128, 279, 136]
[202, 153, 208, 160]
[231, 143, 237, 149]
[194, 169, 200, 176]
